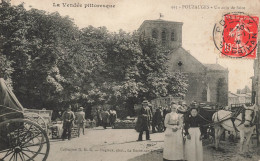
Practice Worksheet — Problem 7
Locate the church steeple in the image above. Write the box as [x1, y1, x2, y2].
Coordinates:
[138, 19, 183, 49]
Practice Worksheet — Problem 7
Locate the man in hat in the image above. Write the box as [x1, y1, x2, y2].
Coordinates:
[147, 103, 153, 119]
[75, 107, 86, 137]
[95, 106, 102, 127]
[109, 107, 117, 129]
[101, 107, 110, 129]
[61, 105, 75, 140]
[137, 100, 152, 141]
[177, 101, 189, 114]
[152, 107, 163, 133]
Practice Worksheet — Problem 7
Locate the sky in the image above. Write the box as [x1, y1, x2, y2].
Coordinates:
[11, 0, 260, 93]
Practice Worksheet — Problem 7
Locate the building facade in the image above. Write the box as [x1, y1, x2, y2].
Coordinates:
[228, 92, 251, 106]
[251, 30, 260, 144]
[138, 19, 229, 105]
[252, 36, 260, 105]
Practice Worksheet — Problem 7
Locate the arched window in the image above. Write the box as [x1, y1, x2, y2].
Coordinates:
[161, 29, 167, 45]
[152, 29, 158, 39]
[171, 31, 175, 41]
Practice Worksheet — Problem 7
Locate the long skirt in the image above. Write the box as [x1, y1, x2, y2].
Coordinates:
[163, 128, 184, 160]
[184, 128, 203, 161]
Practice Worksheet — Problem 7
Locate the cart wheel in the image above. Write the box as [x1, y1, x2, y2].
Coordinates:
[24, 112, 48, 133]
[0, 118, 50, 161]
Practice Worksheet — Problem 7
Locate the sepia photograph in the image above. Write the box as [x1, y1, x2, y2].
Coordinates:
[0, 0, 259, 160]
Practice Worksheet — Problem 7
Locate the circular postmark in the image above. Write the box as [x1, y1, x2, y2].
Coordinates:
[213, 12, 259, 59]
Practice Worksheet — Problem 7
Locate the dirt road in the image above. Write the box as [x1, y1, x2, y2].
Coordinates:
[48, 128, 260, 161]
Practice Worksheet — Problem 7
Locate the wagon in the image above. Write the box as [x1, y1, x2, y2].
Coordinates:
[0, 78, 50, 161]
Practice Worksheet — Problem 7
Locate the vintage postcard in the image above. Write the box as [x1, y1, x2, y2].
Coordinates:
[0, 0, 259, 161]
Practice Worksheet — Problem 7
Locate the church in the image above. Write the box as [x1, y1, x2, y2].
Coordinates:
[138, 19, 229, 106]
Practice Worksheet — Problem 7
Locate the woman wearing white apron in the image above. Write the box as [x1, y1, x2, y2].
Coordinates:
[184, 107, 203, 161]
[163, 102, 184, 161]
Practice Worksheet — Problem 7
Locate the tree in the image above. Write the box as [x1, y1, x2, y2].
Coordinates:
[0, 2, 188, 117]
[0, 2, 80, 109]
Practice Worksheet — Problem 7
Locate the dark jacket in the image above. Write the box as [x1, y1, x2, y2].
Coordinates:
[184, 115, 203, 135]
[62, 111, 75, 129]
[152, 109, 163, 126]
[101, 110, 110, 123]
[135, 107, 151, 131]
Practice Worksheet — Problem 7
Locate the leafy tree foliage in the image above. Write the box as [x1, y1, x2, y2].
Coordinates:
[0, 2, 188, 117]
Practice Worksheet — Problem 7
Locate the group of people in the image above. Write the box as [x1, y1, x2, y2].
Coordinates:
[136, 100, 189, 135]
[58, 105, 117, 141]
[163, 102, 203, 161]
[60, 101, 203, 160]
[136, 100, 203, 161]
[60, 105, 86, 141]
[95, 107, 117, 129]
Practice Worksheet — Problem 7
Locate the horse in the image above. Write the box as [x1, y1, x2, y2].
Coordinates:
[212, 104, 257, 155]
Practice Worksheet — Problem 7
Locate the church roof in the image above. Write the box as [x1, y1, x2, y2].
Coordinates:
[167, 47, 207, 74]
[203, 64, 228, 71]
[138, 19, 183, 31]
[143, 19, 183, 24]
[167, 47, 228, 73]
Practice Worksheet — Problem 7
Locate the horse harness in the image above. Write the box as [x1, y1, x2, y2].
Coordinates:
[230, 107, 244, 132]
[206, 106, 256, 132]
[228, 107, 256, 131]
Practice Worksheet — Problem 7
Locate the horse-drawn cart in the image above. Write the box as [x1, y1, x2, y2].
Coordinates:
[0, 78, 50, 161]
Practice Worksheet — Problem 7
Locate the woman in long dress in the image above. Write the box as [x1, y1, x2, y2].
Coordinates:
[184, 107, 203, 161]
[163, 102, 184, 161]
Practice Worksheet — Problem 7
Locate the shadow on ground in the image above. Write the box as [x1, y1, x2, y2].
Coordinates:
[127, 149, 163, 161]
[127, 139, 260, 161]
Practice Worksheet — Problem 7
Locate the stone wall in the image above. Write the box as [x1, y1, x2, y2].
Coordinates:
[185, 73, 207, 104]
[206, 70, 229, 106]
[138, 20, 183, 49]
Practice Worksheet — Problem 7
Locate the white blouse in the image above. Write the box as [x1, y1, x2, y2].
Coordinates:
[164, 112, 183, 129]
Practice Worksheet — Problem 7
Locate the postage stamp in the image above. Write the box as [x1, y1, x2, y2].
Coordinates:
[213, 12, 259, 59]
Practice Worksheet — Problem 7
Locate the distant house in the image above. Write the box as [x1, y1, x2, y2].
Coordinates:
[138, 19, 229, 105]
[228, 92, 239, 106]
[252, 38, 260, 105]
[228, 91, 251, 106]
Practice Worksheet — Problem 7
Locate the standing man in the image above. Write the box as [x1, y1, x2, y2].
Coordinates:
[152, 108, 163, 133]
[75, 107, 86, 137]
[148, 103, 153, 129]
[177, 101, 189, 114]
[61, 105, 75, 141]
[95, 107, 102, 127]
[101, 108, 110, 129]
[109, 107, 117, 129]
[137, 100, 151, 141]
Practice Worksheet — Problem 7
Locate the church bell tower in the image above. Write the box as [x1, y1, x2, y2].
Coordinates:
[138, 19, 183, 49]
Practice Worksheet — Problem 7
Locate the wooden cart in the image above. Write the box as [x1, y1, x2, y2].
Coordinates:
[0, 78, 50, 161]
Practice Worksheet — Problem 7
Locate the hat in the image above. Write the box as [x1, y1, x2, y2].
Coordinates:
[171, 101, 177, 105]
[177, 105, 188, 112]
[142, 100, 149, 104]
[67, 106, 72, 109]
[191, 101, 197, 105]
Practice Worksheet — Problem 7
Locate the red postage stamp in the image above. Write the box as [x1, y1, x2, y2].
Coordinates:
[213, 12, 259, 59]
